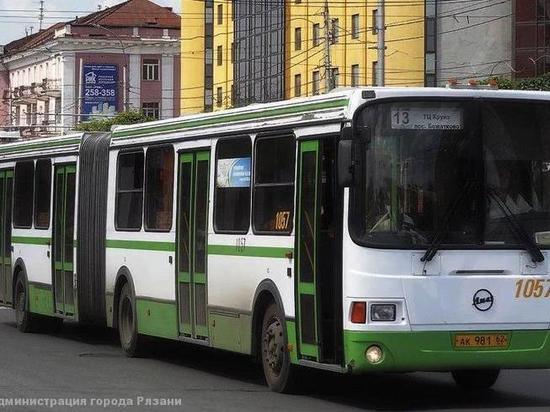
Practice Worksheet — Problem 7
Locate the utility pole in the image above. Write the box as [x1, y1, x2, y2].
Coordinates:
[322, 0, 334, 93]
[39, 1, 45, 31]
[376, 0, 385, 86]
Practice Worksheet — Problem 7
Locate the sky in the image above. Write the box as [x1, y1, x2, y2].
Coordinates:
[0, 0, 181, 45]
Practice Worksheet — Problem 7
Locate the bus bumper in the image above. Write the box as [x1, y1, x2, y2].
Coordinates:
[343, 330, 550, 374]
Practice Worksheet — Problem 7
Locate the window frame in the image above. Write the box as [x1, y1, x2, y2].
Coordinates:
[352, 14, 360, 39]
[144, 144, 175, 233]
[33, 158, 52, 230]
[213, 135, 253, 235]
[252, 133, 297, 236]
[115, 149, 145, 232]
[142, 102, 160, 120]
[14, 160, 35, 229]
[295, 27, 302, 51]
[142, 59, 160, 81]
[294, 73, 302, 97]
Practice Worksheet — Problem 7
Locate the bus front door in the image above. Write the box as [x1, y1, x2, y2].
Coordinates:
[176, 151, 210, 340]
[0, 170, 13, 305]
[296, 140, 321, 361]
[53, 164, 76, 316]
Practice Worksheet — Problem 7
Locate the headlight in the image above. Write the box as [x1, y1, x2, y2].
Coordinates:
[370, 304, 396, 322]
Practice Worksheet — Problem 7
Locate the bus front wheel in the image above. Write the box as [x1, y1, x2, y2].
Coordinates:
[451, 369, 500, 390]
[260, 302, 298, 393]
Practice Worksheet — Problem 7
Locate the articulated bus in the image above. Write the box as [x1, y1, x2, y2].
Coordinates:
[2, 88, 550, 392]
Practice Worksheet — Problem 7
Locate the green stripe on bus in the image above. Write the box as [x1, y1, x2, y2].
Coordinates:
[12, 236, 50, 245]
[0, 138, 81, 155]
[208, 244, 292, 259]
[106, 239, 175, 252]
[113, 98, 349, 139]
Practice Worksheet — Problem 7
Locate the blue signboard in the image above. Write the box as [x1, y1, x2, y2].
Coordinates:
[82, 64, 118, 119]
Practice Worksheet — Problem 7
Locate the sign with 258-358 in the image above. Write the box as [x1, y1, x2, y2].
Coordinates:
[515, 278, 550, 298]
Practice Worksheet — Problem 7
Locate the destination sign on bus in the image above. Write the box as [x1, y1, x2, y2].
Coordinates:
[391, 107, 463, 130]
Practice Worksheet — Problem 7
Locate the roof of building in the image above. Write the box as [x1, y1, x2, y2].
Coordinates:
[72, 0, 180, 29]
[2, 0, 179, 56]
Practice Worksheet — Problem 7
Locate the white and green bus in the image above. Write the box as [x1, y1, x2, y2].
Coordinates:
[3, 88, 550, 392]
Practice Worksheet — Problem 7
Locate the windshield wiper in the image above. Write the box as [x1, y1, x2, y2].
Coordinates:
[487, 187, 544, 263]
[421, 180, 477, 262]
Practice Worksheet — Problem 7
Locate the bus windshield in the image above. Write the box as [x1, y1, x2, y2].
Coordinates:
[350, 98, 550, 249]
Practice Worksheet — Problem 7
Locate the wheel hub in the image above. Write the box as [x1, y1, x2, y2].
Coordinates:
[263, 319, 284, 374]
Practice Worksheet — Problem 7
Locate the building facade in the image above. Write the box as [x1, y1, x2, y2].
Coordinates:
[181, 0, 426, 114]
[0, 0, 181, 137]
[435, 0, 513, 85]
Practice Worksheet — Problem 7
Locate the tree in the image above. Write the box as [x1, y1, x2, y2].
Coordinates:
[73, 110, 155, 132]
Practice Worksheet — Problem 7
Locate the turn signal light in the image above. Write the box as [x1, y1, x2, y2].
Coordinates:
[351, 301, 366, 324]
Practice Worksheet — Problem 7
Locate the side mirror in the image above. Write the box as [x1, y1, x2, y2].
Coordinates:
[338, 137, 353, 188]
[338, 125, 371, 188]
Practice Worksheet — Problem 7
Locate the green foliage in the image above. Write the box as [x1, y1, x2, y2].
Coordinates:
[482, 73, 550, 91]
[73, 110, 155, 132]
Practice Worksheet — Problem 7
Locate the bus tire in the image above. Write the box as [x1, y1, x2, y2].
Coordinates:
[260, 302, 298, 393]
[118, 283, 144, 357]
[14, 275, 37, 333]
[452, 369, 500, 390]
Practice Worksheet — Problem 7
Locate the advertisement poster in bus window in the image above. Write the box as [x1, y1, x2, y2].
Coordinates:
[82, 64, 118, 120]
[217, 158, 251, 188]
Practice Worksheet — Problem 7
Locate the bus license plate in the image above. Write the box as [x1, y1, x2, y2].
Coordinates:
[453, 334, 509, 349]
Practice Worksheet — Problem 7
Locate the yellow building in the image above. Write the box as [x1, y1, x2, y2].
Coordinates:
[181, 0, 427, 114]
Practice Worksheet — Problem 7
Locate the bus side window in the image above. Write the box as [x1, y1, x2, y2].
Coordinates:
[34, 159, 52, 229]
[214, 137, 252, 233]
[14, 160, 34, 229]
[144, 145, 174, 232]
[253, 135, 296, 234]
[115, 150, 145, 231]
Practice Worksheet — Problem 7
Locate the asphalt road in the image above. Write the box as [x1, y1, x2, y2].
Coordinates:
[1, 307, 550, 412]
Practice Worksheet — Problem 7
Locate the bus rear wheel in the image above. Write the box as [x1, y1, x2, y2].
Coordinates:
[14, 276, 37, 333]
[118, 283, 144, 357]
[452, 369, 500, 390]
[260, 303, 298, 393]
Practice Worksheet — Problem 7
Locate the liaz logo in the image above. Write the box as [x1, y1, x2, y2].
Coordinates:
[472, 289, 494, 312]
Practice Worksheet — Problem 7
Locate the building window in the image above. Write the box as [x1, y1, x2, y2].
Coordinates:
[30, 103, 37, 125]
[313, 23, 321, 47]
[425, 73, 436, 87]
[215, 137, 252, 233]
[332, 67, 340, 88]
[352, 64, 360, 87]
[231, 42, 234, 63]
[426, 17, 436, 53]
[294, 74, 302, 97]
[34, 159, 51, 229]
[217, 87, 223, 107]
[295, 27, 302, 51]
[217, 4, 223, 25]
[372, 9, 378, 35]
[331, 18, 339, 44]
[142, 59, 160, 81]
[217, 45, 223, 66]
[253, 136, 296, 234]
[352, 14, 360, 39]
[312, 71, 320, 95]
[14, 161, 34, 229]
[142, 102, 160, 119]
[116, 151, 144, 231]
[371, 62, 378, 86]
